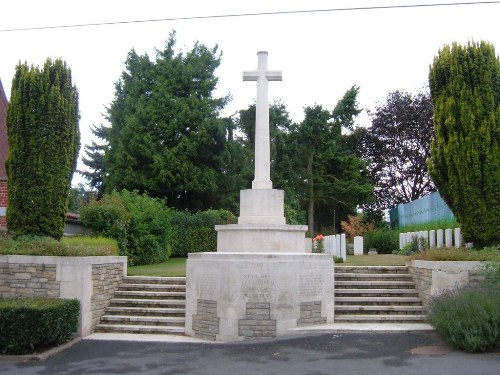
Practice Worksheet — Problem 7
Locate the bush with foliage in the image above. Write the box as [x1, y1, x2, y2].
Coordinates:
[428, 262, 500, 353]
[81, 190, 171, 266]
[169, 209, 236, 257]
[394, 236, 428, 256]
[340, 214, 375, 241]
[363, 229, 399, 254]
[0, 298, 80, 354]
[0, 235, 118, 256]
[410, 246, 499, 262]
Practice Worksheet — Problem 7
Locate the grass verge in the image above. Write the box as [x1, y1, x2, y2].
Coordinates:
[128, 257, 187, 277]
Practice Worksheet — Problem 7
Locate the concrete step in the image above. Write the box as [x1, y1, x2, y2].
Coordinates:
[335, 280, 415, 289]
[335, 289, 419, 296]
[335, 296, 423, 305]
[95, 324, 185, 334]
[100, 315, 185, 326]
[109, 298, 186, 307]
[335, 305, 425, 314]
[334, 314, 427, 323]
[335, 266, 409, 274]
[120, 283, 186, 292]
[122, 276, 186, 285]
[335, 273, 413, 281]
[105, 306, 185, 316]
[114, 290, 186, 299]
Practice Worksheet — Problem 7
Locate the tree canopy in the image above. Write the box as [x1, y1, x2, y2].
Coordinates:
[428, 41, 500, 246]
[6, 58, 80, 238]
[105, 32, 230, 211]
[358, 90, 436, 211]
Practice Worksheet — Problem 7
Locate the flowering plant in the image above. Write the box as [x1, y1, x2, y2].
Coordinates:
[313, 234, 325, 253]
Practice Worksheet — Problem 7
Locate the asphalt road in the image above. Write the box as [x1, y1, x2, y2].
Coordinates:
[1, 332, 498, 375]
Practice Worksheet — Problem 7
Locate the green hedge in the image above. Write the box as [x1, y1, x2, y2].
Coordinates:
[364, 229, 399, 254]
[169, 209, 236, 257]
[81, 190, 171, 266]
[0, 298, 80, 355]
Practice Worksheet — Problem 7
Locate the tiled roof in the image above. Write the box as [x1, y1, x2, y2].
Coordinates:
[0, 79, 8, 179]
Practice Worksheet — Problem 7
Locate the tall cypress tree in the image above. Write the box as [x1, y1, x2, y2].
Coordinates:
[6, 58, 80, 239]
[428, 41, 500, 246]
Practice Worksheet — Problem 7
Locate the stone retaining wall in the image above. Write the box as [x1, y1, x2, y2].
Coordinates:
[0, 255, 127, 337]
[407, 260, 485, 307]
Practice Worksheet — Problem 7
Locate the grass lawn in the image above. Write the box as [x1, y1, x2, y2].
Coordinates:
[127, 254, 409, 276]
[128, 257, 187, 277]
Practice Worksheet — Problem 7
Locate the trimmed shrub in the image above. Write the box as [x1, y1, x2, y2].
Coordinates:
[81, 190, 172, 266]
[428, 287, 500, 352]
[0, 235, 118, 256]
[364, 229, 399, 254]
[410, 246, 500, 262]
[0, 298, 80, 354]
[169, 209, 236, 257]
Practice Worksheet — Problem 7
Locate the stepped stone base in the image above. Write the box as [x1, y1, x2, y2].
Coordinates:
[185, 253, 334, 342]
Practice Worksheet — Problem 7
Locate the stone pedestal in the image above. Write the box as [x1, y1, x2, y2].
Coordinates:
[186, 253, 334, 341]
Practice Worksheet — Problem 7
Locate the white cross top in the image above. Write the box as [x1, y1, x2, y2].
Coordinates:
[243, 51, 282, 189]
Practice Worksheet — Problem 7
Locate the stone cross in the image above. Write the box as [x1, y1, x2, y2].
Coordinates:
[243, 51, 282, 189]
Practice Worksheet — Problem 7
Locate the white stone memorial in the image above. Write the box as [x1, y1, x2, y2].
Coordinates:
[454, 228, 461, 248]
[185, 52, 334, 342]
[354, 236, 363, 256]
[436, 229, 444, 248]
[429, 230, 436, 248]
[445, 228, 453, 247]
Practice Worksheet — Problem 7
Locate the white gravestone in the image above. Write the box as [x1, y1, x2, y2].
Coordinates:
[429, 230, 436, 248]
[399, 233, 405, 250]
[445, 228, 453, 247]
[454, 228, 461, 248]
[437, 229, 444, 248]
[354, 236, 364, 256]
[340, 234, 347, 261]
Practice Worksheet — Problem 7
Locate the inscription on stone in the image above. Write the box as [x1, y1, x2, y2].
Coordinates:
[299, 274, 323, 299]
[198, 274, 219, 297]
[241, 273, 275, 300]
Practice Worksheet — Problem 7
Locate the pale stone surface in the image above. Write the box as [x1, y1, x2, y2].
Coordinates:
[445, 228, 453, 247]
[185, 253, 335, 342]
[399, 233, 405, 250]
[216, 224, 308, 253]
[0, 255, 127, 337]
[243, 51, 282, 190]
[429, 230, 436, 248]
[436, 229, 444, 248]
[238, 189, 286, 225]
[354, 236, 363, 256]
[454, 228, 461, 248]
[335, 235, 341, 256]
[340, 234, 347, 261]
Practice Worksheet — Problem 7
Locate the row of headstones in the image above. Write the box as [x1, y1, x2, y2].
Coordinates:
[323, 234, 347, 261]
[399, 228, 462, 250]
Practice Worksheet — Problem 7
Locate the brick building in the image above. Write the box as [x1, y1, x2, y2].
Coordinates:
[0, 79, 8, 229]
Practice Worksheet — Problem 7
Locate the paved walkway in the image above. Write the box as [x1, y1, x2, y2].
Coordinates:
[0, 325, 498, 375]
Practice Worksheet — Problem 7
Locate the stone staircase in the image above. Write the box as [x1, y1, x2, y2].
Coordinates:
[334, 266, 426, 323]
[95, 276, 186, 334]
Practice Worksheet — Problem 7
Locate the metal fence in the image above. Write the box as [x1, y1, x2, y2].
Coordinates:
[389, 191, 455, 229]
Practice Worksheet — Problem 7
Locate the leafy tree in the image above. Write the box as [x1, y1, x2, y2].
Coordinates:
[428, 41, 500, 246]
[68, 183, 92, 213]
[6, 58, 80, 238]
[285, 86, 373, 234]
[105, 32, 230, 211]
[359, 90, 435, 211]
[79, 124, 108, 198]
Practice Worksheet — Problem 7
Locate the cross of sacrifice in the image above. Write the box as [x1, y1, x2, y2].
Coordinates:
[243, 51, 282, 190]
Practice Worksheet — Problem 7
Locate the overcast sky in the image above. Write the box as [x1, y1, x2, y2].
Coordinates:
[1, 0, 499, 186]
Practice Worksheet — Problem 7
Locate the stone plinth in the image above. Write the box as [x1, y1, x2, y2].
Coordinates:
[216, 224, 308, 253]
[238, 189, 285, 225]
[185, 252, 335, 342]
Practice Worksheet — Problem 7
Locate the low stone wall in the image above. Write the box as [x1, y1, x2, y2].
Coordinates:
[0, 255, 127, 337]
[407, 260, 485, 308]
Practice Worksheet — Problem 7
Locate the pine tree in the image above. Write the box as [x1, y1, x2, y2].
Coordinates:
[79, 123, 108, 197]
[6, 59, 80, 238]
[428, 41, 500, 246]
